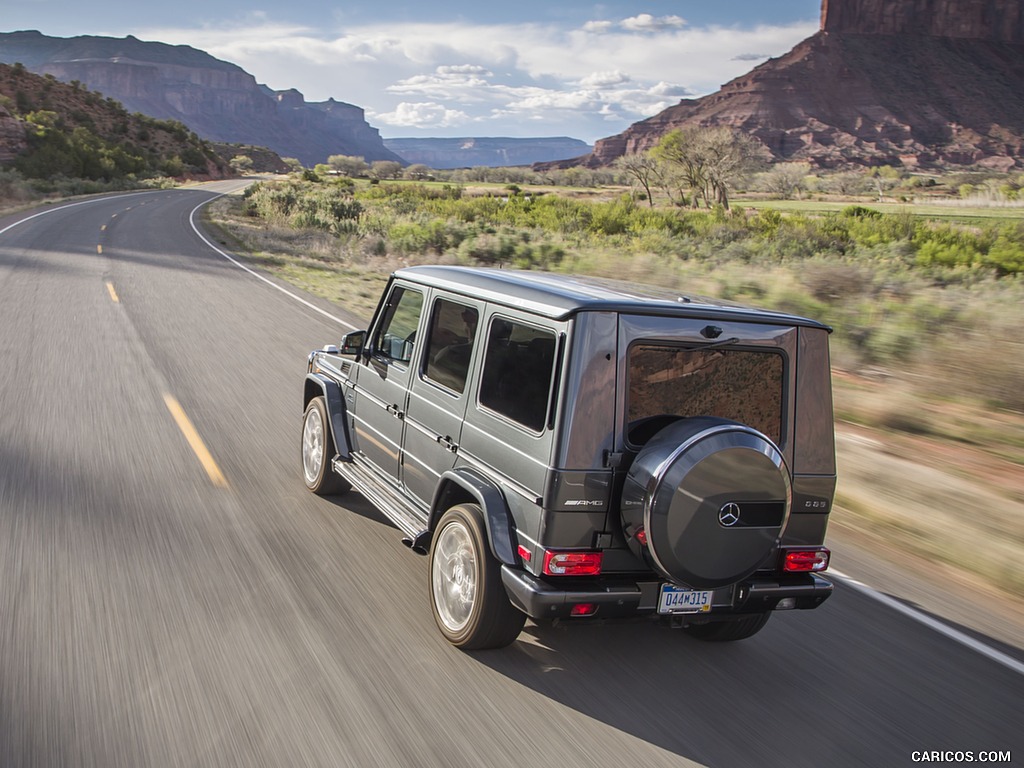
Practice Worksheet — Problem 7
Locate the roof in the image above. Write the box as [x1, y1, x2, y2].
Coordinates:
[393, 266, 832, 331]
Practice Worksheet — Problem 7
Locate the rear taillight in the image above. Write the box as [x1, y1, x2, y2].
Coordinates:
[781, 547, 830, 573]
[542, 550, 603, 576]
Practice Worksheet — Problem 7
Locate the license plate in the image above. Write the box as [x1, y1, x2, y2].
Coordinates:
[658, 585, 713, 614]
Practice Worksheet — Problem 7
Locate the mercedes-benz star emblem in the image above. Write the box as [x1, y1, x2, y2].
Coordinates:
[719, 502, 742, 527]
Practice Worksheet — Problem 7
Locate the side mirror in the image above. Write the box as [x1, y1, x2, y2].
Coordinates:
[339, 330, 367, 357]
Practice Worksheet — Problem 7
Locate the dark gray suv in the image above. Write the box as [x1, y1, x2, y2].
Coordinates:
[302, 266, 835, 649]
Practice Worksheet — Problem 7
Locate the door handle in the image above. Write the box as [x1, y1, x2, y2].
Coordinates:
[386, 404, 404, 420]
[437, 435, 458, 453]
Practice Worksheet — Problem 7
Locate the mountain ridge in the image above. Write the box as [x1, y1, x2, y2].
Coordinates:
[0, 30, 403, 167]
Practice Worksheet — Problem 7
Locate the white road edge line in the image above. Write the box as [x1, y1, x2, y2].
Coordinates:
[830, 569, 1024, 677]
[188, 193, 358, 331]
[0, 190, 164, 237]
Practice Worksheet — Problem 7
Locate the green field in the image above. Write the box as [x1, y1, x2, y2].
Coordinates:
[740, 197, 1024, 221]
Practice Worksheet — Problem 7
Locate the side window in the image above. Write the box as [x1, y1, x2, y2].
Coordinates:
[373, 286, 423, 364]
[479, 318, 557, 432]
[423, 299, 479, 393]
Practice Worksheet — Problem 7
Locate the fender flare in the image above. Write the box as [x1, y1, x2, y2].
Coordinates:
[303, 373, 352, 460]
[432, 468, 517, 566]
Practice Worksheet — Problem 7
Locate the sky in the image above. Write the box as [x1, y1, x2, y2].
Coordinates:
[3, 1, 822, 143]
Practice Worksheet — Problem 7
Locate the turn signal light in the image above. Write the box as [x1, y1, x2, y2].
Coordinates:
[782, 547, 831, 573]
[542, 550, 603, 576]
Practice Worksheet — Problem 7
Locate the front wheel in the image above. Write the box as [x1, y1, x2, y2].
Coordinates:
[429, 504, 526, 650]
[301, 397, 348, 495]
[682, 612, 771, 642]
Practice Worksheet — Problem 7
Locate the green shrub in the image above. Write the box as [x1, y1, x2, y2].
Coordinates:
[983, 234, 1024, 276]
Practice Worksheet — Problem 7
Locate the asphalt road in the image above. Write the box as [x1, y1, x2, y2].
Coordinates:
[1, 184, 1021, 768]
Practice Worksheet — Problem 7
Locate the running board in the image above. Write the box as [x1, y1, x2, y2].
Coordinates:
[332, 457, 430, 550]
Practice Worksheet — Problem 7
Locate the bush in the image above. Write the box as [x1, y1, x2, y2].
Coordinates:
[842, 205, 882, 219]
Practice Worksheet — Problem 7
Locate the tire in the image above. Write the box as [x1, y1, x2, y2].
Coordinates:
[428, 504, 526, 650]
[301, 397, 348, 495]
[682, 612, 771, 642]
[621, 417, 791, 590]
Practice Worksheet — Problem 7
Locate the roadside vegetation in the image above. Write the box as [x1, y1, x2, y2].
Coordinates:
[0, 61, 227, 211]
[230, 172, 1024, 407]
[206, 162, 1024, 599]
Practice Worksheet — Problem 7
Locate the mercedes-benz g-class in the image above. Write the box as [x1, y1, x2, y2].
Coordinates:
[302, 266, 835, 649]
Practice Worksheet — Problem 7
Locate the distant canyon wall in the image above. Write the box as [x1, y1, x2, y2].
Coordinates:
[0, 31, 402, 167]
[384, 137, 592, 169]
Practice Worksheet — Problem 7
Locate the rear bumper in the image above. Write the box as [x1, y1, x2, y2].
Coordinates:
[500, 566, 833, 620]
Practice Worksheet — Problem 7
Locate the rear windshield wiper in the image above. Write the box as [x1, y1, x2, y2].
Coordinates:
[683, 336, 740, 352]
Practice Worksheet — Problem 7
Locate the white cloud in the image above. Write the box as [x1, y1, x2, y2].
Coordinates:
[371, 101, 473, 128]
[578, 71, 631, 89]
[620, 14, 687, 32]
[437, 64, 492, 76]
[649, 81, 691, 97]
[137, 17, 816, 141]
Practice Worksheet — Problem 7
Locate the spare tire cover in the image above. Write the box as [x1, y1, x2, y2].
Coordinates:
[621, 417, 791, 589]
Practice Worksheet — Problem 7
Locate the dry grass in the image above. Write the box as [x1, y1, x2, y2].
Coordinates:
[832, 421, 1024, 597]
[207, 196, 398, 320]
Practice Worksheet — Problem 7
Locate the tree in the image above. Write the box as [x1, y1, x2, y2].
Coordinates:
[230, 155, 254, 173]
[327, 154, 369, 177]
[870, 165, 903, 201]
[818, 170, 869, 197]
[760, 162, 812, 200]
[651, 127, 763, 209]
[614, 151, 664, 207]
[403, 163, 433, 180]
[370, 160, 403, 180]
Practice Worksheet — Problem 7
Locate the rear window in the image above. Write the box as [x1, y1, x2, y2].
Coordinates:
[627, 344, 784, 446]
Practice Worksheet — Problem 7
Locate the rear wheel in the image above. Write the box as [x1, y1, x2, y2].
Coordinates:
[682, 612, 771, 642]
[429, 504, 526, 649]
[301, 397, 348, 495]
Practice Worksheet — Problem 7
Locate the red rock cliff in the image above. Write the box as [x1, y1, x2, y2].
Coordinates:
[540, 0, 1024, 170]
[821, 0, 1024, 42]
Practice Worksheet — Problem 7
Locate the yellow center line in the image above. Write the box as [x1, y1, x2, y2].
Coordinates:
[162, 393, 229, 489]
[105, 281, 119, 303]
[97, 244, 103, 254]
